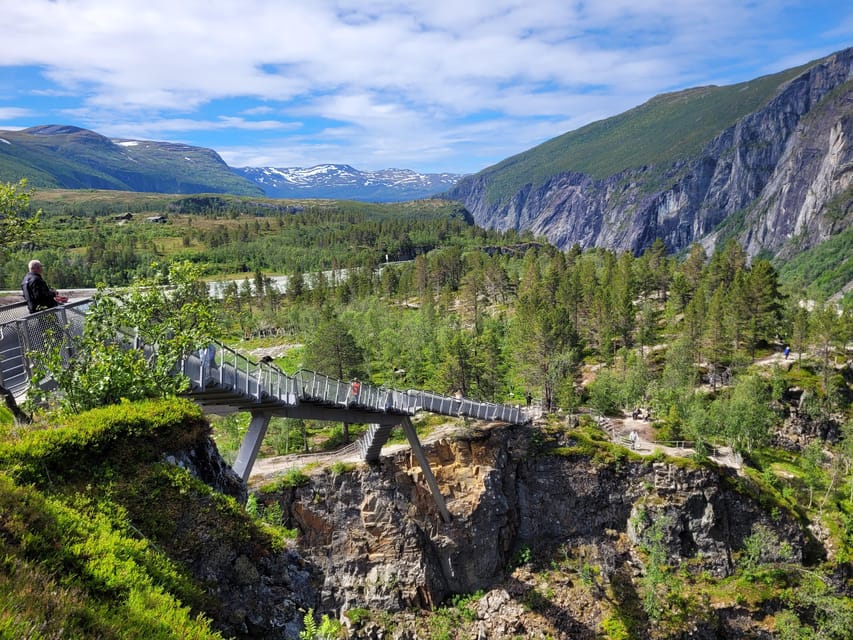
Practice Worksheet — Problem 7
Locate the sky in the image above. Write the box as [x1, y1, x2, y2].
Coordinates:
[0, 1, 850, 175]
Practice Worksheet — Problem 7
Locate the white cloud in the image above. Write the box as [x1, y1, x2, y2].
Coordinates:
[84, 116, 301, 141]
[0, 1, 850, 172]
[0, 108, 33, 120]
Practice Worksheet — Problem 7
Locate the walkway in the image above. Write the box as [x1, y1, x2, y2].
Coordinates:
[0, 301, 530, 522]
[601, 412, 741, 469]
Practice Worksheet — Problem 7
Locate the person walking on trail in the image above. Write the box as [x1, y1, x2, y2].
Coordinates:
[22, 259, 67, 313]
[629, 430, 638, 450]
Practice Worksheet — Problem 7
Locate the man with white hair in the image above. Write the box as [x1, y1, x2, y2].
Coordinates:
[21, 259, 67, 313]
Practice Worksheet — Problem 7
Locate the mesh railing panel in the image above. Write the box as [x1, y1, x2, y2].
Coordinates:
[0, 302, 28, 326]
[0, 321, 29, 396]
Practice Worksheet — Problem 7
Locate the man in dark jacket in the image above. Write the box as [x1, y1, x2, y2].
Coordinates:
[22, 259, 66, 313]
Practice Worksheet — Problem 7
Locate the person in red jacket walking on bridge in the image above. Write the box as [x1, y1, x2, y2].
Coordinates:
[349, 378, 361, 406]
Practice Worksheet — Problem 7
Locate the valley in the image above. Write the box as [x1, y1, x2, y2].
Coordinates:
[0, 46, 851, 640]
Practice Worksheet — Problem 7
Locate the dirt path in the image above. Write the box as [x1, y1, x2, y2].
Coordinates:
[606, 413, 741, 468]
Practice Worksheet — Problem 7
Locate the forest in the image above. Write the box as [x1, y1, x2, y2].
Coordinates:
[3, 183, 851, 459]
[3, 181, 853, 638]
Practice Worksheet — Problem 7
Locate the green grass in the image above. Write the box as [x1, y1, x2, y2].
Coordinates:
[386, 413, 450, 444]
[0, 400, 266, 639]
[0, 476, 224, 639]
[258, 466, 310, 493]
[0, 398, 323, 639]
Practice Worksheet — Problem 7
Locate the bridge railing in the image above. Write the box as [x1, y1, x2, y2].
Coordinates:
[293, 370, 426, 415]
[182, 341, 299, 403]
[1, 300, 528, 425]
[414, 389, 523, 423]
[0, 300, 92, 398]
[294, 369, 391, 410]
[294, 369, 351, 406]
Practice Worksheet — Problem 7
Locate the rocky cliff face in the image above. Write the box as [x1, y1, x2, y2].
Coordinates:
[259, 422, 807, 638]
[447, 48, 853, 261]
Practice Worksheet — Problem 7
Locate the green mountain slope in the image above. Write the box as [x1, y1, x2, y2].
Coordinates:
[478, 60, 813, 204]
[0, 125, 262, 196]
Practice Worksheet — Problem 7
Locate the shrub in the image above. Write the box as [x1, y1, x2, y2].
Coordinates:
[740, 522, 793, 571]
[601, 616, 630, 640]
[330, 461, 355, 475]
[0, 398, 204, 485]
[512, 544, 533, 567]
[32, 262, 219, 414]
[300, 608, 342, 640]
[259, 466, 310, 493]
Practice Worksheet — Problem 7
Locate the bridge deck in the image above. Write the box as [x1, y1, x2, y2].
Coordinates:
[1, 301, 529, 521]
[0, 301, 528, 430]
[181, 343, 525, 424]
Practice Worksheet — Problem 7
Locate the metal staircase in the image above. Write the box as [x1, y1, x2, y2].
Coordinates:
[359, 423, 397, 462]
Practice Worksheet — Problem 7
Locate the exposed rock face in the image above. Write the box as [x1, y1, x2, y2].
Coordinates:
[267, 423, 806, 633]
[166, 434, 247, 502]
[160, 427, 315, 640]
[447, 48, 853, 261]
[195, 544, 316, 640]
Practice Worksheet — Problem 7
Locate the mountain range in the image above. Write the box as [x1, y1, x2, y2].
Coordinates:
[1, 47, 851, 295]
[0, 125, 462, 202]
[0, 125, 263, 196]
[232, 164, 463, 202]
[447, 47, 853, 278]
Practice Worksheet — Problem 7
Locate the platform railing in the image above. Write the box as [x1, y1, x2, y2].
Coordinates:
[0, 300, 528, 425]
[0, 300, 92, 398]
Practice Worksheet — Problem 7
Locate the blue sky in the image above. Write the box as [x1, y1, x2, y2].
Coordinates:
[0, 1, 850, 174]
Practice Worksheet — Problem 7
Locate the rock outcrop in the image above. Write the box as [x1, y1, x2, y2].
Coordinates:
[260, 422, 807, 636]
[446, 48, 853, 263]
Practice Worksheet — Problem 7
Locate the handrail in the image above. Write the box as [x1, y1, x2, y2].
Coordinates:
[0, 300, 528, 425]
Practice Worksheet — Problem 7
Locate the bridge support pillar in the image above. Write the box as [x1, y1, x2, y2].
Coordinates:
[232, 411, 272, 483]
[400, 416, 451, 523]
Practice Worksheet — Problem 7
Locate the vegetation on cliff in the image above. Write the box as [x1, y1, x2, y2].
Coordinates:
[465, 60, 812, 203]
[0, 182, 851, 638]
[0, 400, 230, 639]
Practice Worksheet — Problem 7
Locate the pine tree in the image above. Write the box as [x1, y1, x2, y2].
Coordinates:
[743, 259, 783, 359]
[303, 317, 366, 443]
[703, 286, 731, 390]
[437, 326, 475, 396]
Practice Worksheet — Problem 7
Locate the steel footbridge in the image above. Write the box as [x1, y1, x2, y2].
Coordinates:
[0, 300, 529, 521]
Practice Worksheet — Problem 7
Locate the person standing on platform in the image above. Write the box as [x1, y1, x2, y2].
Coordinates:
[22, 259, 67, 313]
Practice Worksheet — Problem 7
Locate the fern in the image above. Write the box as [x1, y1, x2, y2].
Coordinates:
[299, 608, 342, 640]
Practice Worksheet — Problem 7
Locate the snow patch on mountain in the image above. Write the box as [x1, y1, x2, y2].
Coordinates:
[234, 164, 465, 202]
